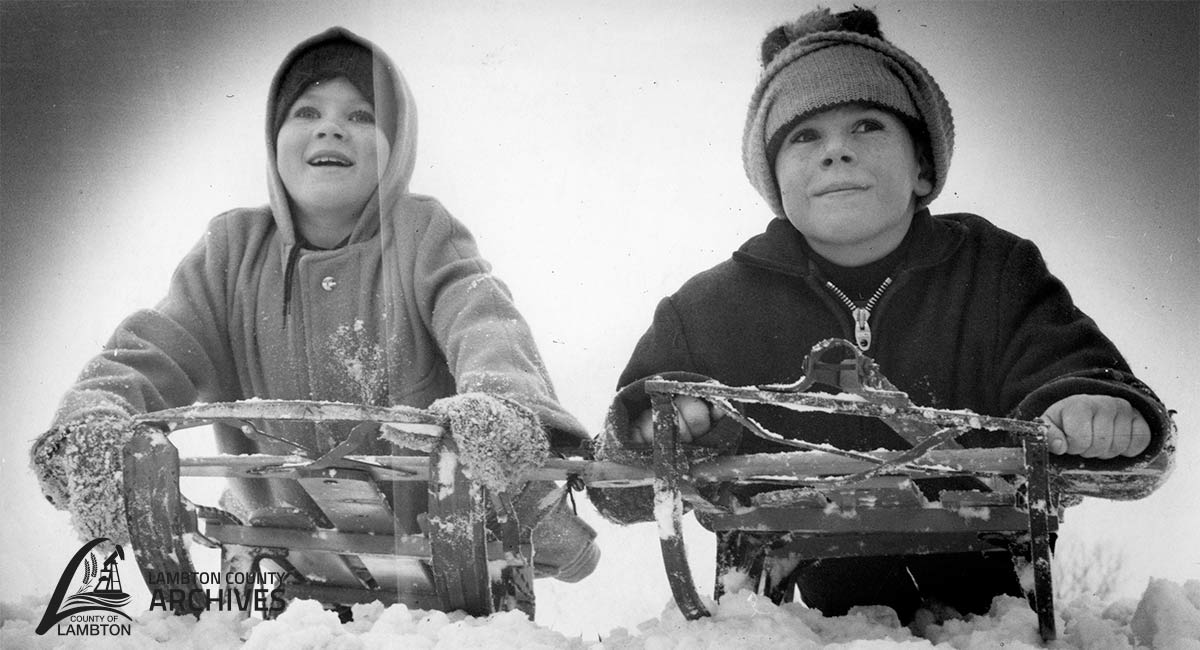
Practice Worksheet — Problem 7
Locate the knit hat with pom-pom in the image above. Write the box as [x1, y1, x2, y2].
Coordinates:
[743, 7, 953, 218]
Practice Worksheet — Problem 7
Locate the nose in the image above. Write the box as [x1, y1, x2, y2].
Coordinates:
[820, 136, 855, 167]
[315, 119, 346, 140]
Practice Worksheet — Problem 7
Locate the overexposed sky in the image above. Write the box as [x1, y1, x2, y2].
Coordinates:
[2, 0, 1197, 634]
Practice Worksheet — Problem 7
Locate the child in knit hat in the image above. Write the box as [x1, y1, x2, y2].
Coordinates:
[590, 7, 1173, 626]
[30, 27, 598, 595]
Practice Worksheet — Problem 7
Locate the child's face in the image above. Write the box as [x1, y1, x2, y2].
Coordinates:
[276, 77, 389, 222]
[774, 104, 932, 264]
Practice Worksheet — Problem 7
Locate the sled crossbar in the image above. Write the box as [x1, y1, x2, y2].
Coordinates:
[172, 448, 1027, 484]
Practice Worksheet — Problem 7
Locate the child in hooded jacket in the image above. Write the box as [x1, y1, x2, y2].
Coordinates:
[590, 7, 1174, 625]
[31, 27, 598, 585]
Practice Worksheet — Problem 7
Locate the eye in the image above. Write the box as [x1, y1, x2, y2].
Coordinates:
[348, 110, 376, 125]
[788, 127, 819, 144]
[852, 118, 885, 133]
[291, 105, 319, 120]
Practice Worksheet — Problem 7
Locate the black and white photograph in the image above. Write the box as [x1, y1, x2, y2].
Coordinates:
[2, 1, 1197, 647]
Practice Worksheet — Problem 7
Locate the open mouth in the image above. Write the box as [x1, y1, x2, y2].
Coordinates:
[307, 152, 353, 167]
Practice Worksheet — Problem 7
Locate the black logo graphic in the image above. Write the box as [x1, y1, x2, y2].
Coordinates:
[36, 538, 132, 636]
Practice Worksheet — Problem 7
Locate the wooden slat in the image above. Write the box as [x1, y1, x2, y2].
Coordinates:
[203, 520, 440, 559]
[697, 505, 1053, 534]
[766, 531, 1022, 559]
[176, 449, 1027, 485]
[137, 399, 442, 429]
[297, 468, 396, 534]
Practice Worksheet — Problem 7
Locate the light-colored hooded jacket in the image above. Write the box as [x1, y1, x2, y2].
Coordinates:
[39, 27, 586, 534]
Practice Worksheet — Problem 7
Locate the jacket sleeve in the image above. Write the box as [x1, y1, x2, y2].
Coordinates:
[413, 202, 587, 448]
[31, 216, 241, 543]
[993, 237, 1174, 499]
[51, 217, 239, 426]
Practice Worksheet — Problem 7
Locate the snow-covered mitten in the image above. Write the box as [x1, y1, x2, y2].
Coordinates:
[30, 414, 141, 545]
[427, 393, 549, 494]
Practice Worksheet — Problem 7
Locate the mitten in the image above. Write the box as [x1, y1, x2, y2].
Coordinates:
[30, 414, 140, 545]
[426, 393, 549, 493]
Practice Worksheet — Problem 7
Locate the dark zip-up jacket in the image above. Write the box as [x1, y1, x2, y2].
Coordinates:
[591, 211, 1173, 523]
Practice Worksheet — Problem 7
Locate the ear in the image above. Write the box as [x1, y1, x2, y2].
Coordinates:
[914, 166, 934, 197]
[913, 145, 934, 197]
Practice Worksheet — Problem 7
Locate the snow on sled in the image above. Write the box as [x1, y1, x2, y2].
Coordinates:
[639, 338, 1169, 643]
[124, 401, 547, 620]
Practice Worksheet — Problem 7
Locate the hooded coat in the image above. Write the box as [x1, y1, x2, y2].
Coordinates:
[591, 210, 1174, 525]
[38, 27, 586, 535]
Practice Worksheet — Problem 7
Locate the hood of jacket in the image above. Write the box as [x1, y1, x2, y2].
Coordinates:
[265, 27, 418, 270]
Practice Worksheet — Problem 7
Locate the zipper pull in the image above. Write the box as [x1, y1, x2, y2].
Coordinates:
[852, 307, 872, 351]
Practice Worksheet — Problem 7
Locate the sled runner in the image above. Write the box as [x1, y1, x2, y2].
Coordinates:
[642, 338, 1166, 642]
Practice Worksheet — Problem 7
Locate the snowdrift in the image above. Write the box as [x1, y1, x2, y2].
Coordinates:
[4, 578, 1198, 649]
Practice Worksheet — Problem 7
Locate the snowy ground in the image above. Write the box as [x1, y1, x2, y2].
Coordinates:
[5, 494, 1199, 649]
[4, 577, 1199, 649]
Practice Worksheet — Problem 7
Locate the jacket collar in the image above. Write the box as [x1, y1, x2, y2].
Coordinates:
[732, 209, 965, 278]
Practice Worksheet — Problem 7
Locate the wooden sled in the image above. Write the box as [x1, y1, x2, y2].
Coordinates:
[124, 402, 536, 620]
[644, 338, 1066, 640]
[123, 402, 650, 621]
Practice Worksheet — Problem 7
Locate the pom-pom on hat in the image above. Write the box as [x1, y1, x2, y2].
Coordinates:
[271, 37, 397, 145]
[743, 7, 954, 218]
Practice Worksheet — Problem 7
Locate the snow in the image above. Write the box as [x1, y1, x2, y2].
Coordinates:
[5, 579, 1200, 648]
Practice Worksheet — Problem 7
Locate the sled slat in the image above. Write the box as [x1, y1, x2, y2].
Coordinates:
[173, 449, 1026, 484]
[698, 505, 1047, 534]
[203, 520, 445, 558]
[138, 399, 443, 430]
[298, 467, 396, 534]
[766, 531, 1020, 559]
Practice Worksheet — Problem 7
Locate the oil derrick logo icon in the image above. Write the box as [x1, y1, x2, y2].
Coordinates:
[36, 537, 133, 636]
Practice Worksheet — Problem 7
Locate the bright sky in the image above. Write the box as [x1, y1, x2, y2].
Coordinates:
[2, 0, 1197, 632]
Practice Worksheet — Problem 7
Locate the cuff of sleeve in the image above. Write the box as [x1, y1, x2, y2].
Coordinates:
[53, 390, 136, 426]
[1014, 371, 1175, 481]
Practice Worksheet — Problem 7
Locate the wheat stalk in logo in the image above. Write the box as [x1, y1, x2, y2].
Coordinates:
[36, 538, 132, 635]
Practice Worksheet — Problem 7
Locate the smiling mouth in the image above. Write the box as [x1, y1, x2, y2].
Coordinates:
[814, 185, 867, 197]
[307, 153, 353, 167]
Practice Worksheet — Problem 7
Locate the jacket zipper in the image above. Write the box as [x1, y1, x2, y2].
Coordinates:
[823, 277, 893, 351]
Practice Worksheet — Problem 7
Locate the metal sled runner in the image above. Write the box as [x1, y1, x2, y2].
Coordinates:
[644, 338, 1063, 641]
